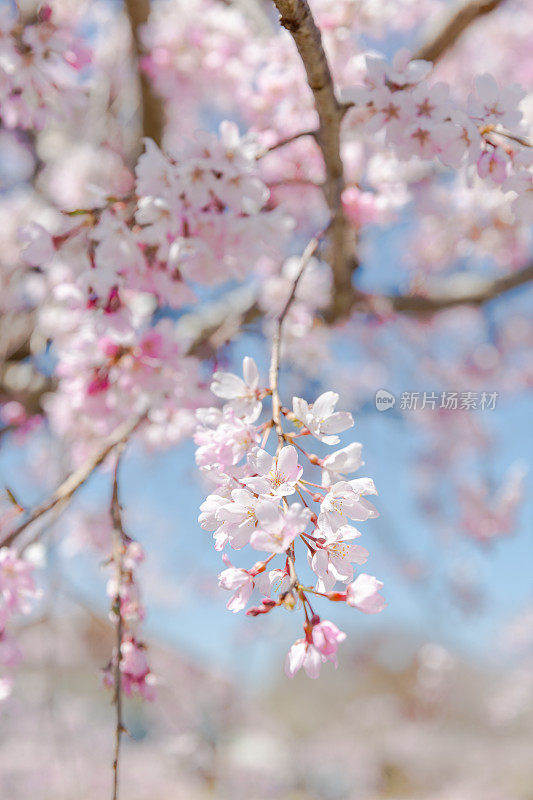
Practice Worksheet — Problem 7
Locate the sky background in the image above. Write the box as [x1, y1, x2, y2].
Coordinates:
[3, 318, 530, 690]
[0, 0, 531, 690]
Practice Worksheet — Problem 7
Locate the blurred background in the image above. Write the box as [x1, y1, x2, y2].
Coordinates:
[0, 0, 532, 797]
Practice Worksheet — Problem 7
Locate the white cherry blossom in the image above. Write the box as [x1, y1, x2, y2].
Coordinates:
[243, 445, 303, 497]
[292, 391, 353, 445]
[309, 525, 369, 592]
[211, 356, 262, 421]
[250, 502, 311, 553]
[321, 442, 365, 486]
[319, 479, 379, 534]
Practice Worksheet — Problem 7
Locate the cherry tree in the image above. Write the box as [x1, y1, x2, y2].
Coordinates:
[0, 0, 531, 796]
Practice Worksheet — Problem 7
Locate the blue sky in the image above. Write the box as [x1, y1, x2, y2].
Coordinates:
[7, 332, 526, 688]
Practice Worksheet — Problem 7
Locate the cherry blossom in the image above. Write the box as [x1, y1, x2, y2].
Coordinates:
[346, 574, 388, 614]
[211, 357, 262, 421]
[468, 73, 525, 129]
[250, 502, 311, 554]
[321, 442, 365, 486]
[243, 445, 303, 497]
[285, 618, 347, 679]
[215, 489, 279, 550]
[218, 557, 255, 613]
[196, 352, 384, 673]
[309, 526, 369, 592]
[318, 479, 379, 534]
[285, 638, 323, 679]
[292, 392, 354, 444]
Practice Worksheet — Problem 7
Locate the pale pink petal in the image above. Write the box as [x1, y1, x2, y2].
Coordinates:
[347, 574, 386, 614]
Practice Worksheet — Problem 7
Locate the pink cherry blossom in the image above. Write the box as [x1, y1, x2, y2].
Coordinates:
[0, 548, 39, 616]
[216, 489, 279, 550]
[119, 639, 156, 701]
[477, 148, 510, 183]
[311, 620, 346, 665]
[218, 557, 255, 613]
[468, 73, 525, 128]
[346, 574, 387, 614]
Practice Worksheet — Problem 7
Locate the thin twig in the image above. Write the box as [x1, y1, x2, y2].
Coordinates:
[0, 413, 146, 549]
[487, 127, 533, 149]
[258, 128, 317, 155]
[269, 232, 324, 449]
[110, 447, 127, 800]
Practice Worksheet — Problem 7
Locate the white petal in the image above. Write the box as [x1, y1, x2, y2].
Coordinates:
[242, 356, 259, 389]
[312, 391, 339, 419]
[211, 372, 246, 400]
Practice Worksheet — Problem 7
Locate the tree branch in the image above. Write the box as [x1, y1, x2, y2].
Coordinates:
[269, 231, 323, 447]
[177, 261, 533, 357]
[123, 0, 164, 147]
[110, 448, 127, 800]
[271, 0, 357, 321]
[0, 413, 146, 549]
[380, 262, 533, 315]
[414, 0, 506, 63]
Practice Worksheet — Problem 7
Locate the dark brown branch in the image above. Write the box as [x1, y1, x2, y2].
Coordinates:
[123, 0, 164, 147]
[271, 0, 357, 321]
[414, 0, 506, 63]
[0, 413, 146, 549]
[379, 262, 533, 316]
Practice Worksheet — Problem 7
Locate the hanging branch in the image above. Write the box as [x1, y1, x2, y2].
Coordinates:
[269, 231, 324, 447]
[110, 447, 127, 800]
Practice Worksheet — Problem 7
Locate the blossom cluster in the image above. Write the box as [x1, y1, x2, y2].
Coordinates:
[196, 358, 386, 678]
[345, 49, 533, 221]
[22, 121, 275, 305]
[19, 121, 283, 458]
[0, 5, 89, 131]
[102, 539, 155, 701]
[0, 547, 40, 700]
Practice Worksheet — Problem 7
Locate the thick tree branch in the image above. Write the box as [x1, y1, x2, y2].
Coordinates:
[380, 262, 533, 315]
[414, 0, 506, 63]
[178, 262, 533, 356]
[271, 0, 357, 321]
[123, 0, 164, 147]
